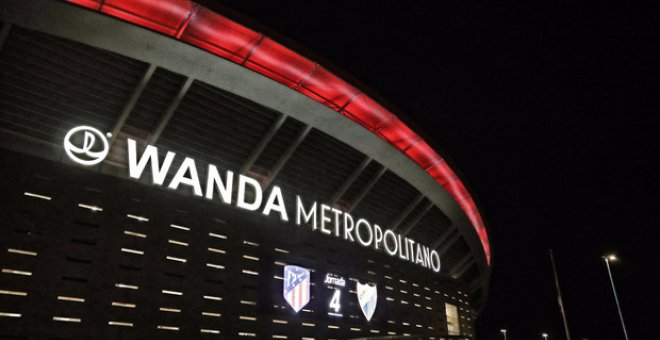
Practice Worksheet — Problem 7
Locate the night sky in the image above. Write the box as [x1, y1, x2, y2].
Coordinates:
[203, 2, 658, 339]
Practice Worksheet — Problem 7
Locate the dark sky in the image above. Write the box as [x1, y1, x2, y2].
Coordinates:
[203, 1, 658, 339]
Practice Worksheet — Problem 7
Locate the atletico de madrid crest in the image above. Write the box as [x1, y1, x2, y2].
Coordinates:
[357, 281, 378, 321]
[283, 265, 311, 313]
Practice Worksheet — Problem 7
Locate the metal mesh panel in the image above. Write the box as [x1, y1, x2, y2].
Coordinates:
[157, 80, 279, 170]
[252, 117, 305, 171]
[274, 128, 365, 204]
[442, 237, 471, 272]
[124, 67, 185, 136]
[0, 26, 146, 144]
[352, 170, 420, 229]
[407, 207, 453, 246]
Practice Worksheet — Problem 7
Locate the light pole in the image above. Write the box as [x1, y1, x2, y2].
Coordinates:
[603, 254, 630, 340]
[542, 332, 549, 340]
[500, 329, 508, 340]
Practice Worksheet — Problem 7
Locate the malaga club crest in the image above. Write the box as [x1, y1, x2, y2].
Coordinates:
[283, 265, 310, 312]
[356, 281, 378, 321]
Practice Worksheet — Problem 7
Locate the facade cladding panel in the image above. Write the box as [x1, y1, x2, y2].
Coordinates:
[125, 67, 186, 136]
[158, 80, 280, 171]
[0, 1, 488, 339]
[0, 26, 145, 143]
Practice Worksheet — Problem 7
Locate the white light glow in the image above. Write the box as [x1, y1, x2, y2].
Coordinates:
[53, 316, 81, 323]
[78, 203, 103, 212]
[2, 268, 31, 276]
[58, 296, 85, 303]
[126, 214, 149, 222]
[23, 192, 51, 200]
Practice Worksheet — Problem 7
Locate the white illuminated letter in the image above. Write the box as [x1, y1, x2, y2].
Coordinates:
[430, 250, 442, 272]
[343, 212, 355, 242]
[408, 239, 416, 263]
[331, 208, 342, 237]
[205, 164, 233, 204]
[384, 230, 398, 256]
[237, 175, 262, 211]
[355, 219, 374, 247]
[329, 289, 341, 312]
[423, 245, 431, 268]
[398, 234, 408, 260]
[168, 157, 202, 196]
[127, 139, 175, 185]
[296, 196, 317, 229]
[320, 204, 332, 235]
[262, 186, 288, 221]
[373, 224, 383, 250]
[415, 243, 424, 265]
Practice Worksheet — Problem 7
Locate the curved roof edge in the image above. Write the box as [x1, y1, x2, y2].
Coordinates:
[64, 0, 490, 265]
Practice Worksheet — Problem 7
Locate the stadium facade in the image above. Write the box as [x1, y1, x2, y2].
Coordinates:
[0, 0, 492, 338]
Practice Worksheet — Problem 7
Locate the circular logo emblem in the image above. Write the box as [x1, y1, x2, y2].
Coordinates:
[63, 126, 110, 166]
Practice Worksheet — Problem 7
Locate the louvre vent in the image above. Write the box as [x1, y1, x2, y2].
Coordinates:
[407, 207, 452, 246]
[352, 171, 420, 229]
[340, 160, 382, 204]
[252, 117, 305, 171]
[124, 67, 185, 138]
[157, 80, 278, 170]
[460, 264, 480, 283]
[273, 128, 365, 204]
[443, 237, 470, 272]
[396, 198, 431, 229]
[0, 26, 147, 144]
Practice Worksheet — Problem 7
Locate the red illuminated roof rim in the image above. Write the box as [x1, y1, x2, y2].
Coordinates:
[199, 1, 424, 120]
[62, 0, 491, 266]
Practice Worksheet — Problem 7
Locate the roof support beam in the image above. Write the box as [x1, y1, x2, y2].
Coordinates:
[452, 258, 476, 279]
[0, 22, 12, 52]
[471, 276, 488, 295]
[449, 254, 474, 277]
[399, 201, 434, 237]
[330, 156, 371, 206]
[437, 231, 462, 257]
[149, 76, 194, 144]
[431, 228, 456, 250]
[390, 194, 425, 230]
[109, 64, 156, 146]
[240, 114, 286, 174]
[262, 125, 311, 189]
[348, 166, 386, 212]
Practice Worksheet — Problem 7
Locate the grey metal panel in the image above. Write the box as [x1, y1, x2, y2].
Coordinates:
[149, 77, 193, 144]
[108, 63, 156, 145]
[240, 114, 286, 174]
[262, 125, 311, 189]
[329, 156, 371, 205]
[390, 194, 425, 230]
[399, 200, 434, 236]
[349, 166, 386, 212]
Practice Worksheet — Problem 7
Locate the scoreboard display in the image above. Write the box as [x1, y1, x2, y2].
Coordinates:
[281, 266, 378, 322]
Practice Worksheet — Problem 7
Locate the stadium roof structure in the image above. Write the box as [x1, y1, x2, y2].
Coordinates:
[0, 0, 493, 306]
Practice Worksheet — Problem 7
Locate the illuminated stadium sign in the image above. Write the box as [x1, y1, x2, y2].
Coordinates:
[283, 265, 311, 313]
[63, 125, 110, 166]
[63, 126, 442, 273]
[0, 1, 486, 337]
